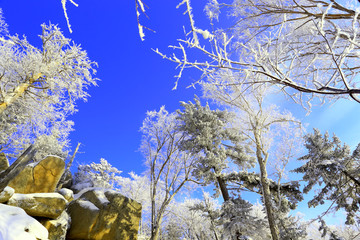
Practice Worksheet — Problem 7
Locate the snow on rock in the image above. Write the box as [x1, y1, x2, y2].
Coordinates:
[8, 193, 67, 219]
[67, 188, 142, 240]
[78, 199, 99, 211]
[57, 188, 74, 202]
[0, 203, 48, 240]
[0, 186, 14, 203]
[73, 187, 109, 200]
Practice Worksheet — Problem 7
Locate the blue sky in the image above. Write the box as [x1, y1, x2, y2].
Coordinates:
[1, 0, 360, 225]
[0, 0, 202, 174]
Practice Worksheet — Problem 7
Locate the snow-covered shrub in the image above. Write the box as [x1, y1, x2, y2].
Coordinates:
[73, 158, 122, 191]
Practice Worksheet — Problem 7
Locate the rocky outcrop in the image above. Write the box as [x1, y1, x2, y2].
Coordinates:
[67, 188, 142, 240]
[7, 193, 67, 219]
[67, 199, 100, 239]
[41, 211, 71, 240]
[0, 186, 14, 203]
[8, 156, 65, 194]
[1, 153, 142, 240]
[0, 153, 9, 171]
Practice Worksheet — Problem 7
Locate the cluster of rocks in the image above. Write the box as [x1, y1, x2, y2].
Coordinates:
[0, 154, 142, 240]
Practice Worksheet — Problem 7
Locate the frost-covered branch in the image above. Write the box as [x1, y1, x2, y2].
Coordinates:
[61, 0, 78, 33]
[158, 0, 360, 109]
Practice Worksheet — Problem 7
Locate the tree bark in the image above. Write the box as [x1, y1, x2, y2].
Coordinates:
[150, 179, 157, 240]
[0, 82, 30, 114]
[259, 160, 279, 240]
[255, 132, 279, 240]
[216, 175, 230, 202]
[342, 169, 360, 187]
[151, 211, 163, 240]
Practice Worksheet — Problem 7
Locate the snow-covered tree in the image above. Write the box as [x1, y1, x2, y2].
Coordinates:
[164, 193, 224, 240]
[306, 219, 360, 240]
[221, 197, 267, 239]
[177, 89, 304, 240]
[177, 96, 254, 201]
[294, 129, 360, 225]
[0, 10, 97, 159]
[156, 0, 360, 108]
[140, 106, 198, 240]
[60, 0, 150, 41]
[329, 223, 360, 240]
[203, 73, 305, 240]
[73, 158, 122, 191]
[177, 97, 267, 239]
[117, 172, 152, 211]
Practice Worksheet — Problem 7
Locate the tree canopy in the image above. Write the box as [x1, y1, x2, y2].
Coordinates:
[294, 129, 360, 225]
[0, 12, 97, 159]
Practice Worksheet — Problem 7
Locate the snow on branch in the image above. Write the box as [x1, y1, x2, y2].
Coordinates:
[157, 0, 360, 110]
[177, 0, 213, 47]
[61, 0, 78, 33]
[135, 0, 155, 41]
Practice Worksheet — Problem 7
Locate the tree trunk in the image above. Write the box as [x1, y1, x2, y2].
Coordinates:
[0, 145, 36, 192]
[216, 175, 230, 202]
[255, 132, 279, 240]
[151, 216, 162, 240]
[151, 200, 168, 240]
[259, 160, 279, 240]
[0, 82, 30, 114]
[212, 166, 230, 202]
[150, 180, 157, 240]
[214, 167, 243, 239]
[0, 76, 39, 115]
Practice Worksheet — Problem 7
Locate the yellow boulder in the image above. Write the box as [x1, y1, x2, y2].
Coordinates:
[8, 156, 65, 193]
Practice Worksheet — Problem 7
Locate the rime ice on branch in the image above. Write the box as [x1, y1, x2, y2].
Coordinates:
[156, 0, 360, 109]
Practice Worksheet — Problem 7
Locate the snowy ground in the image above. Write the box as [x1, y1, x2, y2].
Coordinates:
[0, 203, 48, 240]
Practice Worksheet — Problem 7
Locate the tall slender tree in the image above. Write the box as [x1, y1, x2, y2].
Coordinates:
[200, 72, 303, 240]
[140, 106, 197, 240]
[177, 93, 304, 239]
